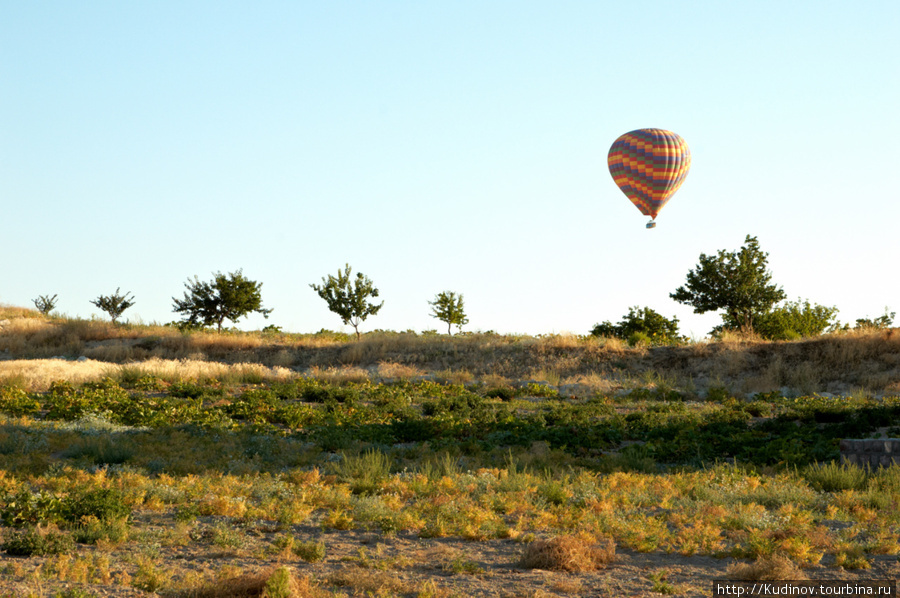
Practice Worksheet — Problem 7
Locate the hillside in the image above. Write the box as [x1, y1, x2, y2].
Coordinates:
[2, 306, 898, 397]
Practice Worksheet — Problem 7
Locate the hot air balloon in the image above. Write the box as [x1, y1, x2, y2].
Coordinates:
[608, 128, 691, 228]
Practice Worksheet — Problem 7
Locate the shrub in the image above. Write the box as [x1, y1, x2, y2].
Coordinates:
[519, 533, 615, 572]
[32, 294, 58, 315]
[0, 386, 41, 417]
[591, 306, 683, 345]
[802, 461, 868, 492]
[2, 525, 75, 556]
[753, 299, 839, 340]
[1, 489, 64, 527]
[726, 554, 806, 581]
[62, 488, 131, 523]
[293, 539, 327, 563]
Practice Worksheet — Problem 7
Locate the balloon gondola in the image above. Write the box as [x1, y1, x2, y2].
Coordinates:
[608, 128, 691, 229]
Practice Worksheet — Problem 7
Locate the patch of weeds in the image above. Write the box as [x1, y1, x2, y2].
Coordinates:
[330, 449, 392, 495]
[802, 461, 868, 492]
[443, 555, 484, 576]
[174, 503, 201, 524]
[293, 539, 327, 563]
[71, 515, 130, 545]
[60, 436, 135, 466]
[835, 545, 871, 570]
[649, 570, 677, 595]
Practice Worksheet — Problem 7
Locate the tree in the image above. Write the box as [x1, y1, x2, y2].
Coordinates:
[172, 270, 272, 331]
[32, 294, 58, 316]
[591, 306, 683, 345]
[753, 299, 839, 340]
[310, 264, 383, 340]
[670, 235, 786, 334]
[90, 288, 135, 323]
[429, 291, 469, 335]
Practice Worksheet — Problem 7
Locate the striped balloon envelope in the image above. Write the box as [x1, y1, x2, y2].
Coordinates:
[608, 128, 691, 227]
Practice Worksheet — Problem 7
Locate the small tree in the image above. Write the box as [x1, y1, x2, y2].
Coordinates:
[32, 294, 58, 316]
[172, 270, 272, 331]
[310, 264, 383, 340]
[670, 235, 786, 334]
[591, 306, 682, 345]
[429, 291, 469, 335]
[90, 288, 135, 323]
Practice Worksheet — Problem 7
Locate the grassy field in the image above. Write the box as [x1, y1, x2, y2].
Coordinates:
[1, 307, 899, 597]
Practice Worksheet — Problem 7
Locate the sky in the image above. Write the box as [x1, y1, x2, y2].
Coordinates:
[2, 1, 898, 338]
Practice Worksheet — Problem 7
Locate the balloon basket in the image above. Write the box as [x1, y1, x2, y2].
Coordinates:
[646, 221, 657, 229]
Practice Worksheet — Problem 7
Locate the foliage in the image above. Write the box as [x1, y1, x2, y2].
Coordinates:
[670, 235, 786, 333]
[752, 299, 840, 340]
[2, 525, 75, 556]
[854, 308, 895, 330]
[90, 288, 136, 323]
[429, 291, 469, 335]
[802, 461, 868, 492]
[32, 293, 58, 315]
[172, 269, 273, 331]
[310, 263, 383, 340]
[591, 306, 683, 345]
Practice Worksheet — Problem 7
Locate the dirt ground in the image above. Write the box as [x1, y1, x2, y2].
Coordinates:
[4, 523, 899, 598]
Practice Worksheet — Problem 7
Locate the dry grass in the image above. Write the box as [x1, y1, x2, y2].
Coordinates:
[0, 358, 114, 390]
[2, 305, 899, 395]
[376, 361, 425, 380]
[308, 365, 370, 384]
[519, 533, 615, 572]
[726, 554, 808, 581]
[183, 566, 324, 598]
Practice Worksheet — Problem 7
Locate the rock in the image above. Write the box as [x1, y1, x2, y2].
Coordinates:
[77, 356, 88, 362]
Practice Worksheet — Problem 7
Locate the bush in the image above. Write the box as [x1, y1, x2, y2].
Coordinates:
[802, 461, 868, 492]
[1, 489, 64, 527]
[62, 488, 131, 523]
[753, 299, 839, 340]
[0, 386, 41, 417]
[591, 306, 683, 345]
[293, 539, 327, 563]
[2, 525, 75, 556]
[519, 533, 615, 572]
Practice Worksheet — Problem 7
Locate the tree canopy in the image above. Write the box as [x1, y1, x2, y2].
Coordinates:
[90, 288, 135, 323]
[310, 264, 383, 340]
[172, 270, 272, 331]
[670, 235, 786, 334]
[429, 291, 469, 335]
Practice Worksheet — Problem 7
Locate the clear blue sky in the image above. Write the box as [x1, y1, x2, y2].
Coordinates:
[2, 2, 898, 337]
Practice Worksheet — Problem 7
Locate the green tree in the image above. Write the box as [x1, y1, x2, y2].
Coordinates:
[429, 291, 469, 335]
[90, 288, 135, 323]
[670, 235, 786, 334]
[32, 294, 58, 316]
[172, 270, 272, 331]
[591, 306, 682, 345]
[752, 299, 839, 340]
[310, 264, 383, 340]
